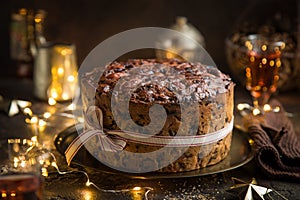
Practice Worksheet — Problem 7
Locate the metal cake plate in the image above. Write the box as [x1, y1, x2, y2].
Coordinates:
[54, 124, 254, 179]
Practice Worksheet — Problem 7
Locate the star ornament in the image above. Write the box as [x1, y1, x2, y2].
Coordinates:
[226, 178, 272, 200]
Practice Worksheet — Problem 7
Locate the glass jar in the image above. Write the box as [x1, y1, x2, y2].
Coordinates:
[156, 16, 206, 62]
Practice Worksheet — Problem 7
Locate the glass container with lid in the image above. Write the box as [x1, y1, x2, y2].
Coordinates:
[156, 16, 206, 62]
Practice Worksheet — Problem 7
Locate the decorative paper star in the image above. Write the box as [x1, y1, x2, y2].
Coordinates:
[0, 95, 32, 117]
[226, 177, 272, 200]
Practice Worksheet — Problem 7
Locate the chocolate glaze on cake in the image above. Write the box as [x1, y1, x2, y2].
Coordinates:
[92, 59, 234, 172]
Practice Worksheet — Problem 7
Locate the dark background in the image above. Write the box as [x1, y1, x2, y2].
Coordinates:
[0, 0, 297, 78]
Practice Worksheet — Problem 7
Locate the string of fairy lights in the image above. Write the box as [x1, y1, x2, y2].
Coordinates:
[7, 97, 286, 200]
[15, 100, 153, 200]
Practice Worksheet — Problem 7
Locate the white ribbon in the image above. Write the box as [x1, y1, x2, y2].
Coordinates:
[65, 105, 234, 165]
[65, 106, 126, 165]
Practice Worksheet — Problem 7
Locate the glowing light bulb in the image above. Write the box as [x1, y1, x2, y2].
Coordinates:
[43, 112, 51, 119]
[30, 116, 38, 124]
[48, 97, 56, 106]
[237, 103, 251, 111]
[23, 107, 33, 116]
[50, 90, 58, 99]
[86, 181, 92, 187]
[263, 104, 272, 112]
[13, 157, 19, 168]
[20, 160, 26, 168]
[31, 136, 38, 142]
[273, 106, 280, 112]
[67, 75, 75, 82]
[51, 162, 57, 168]
[261, 44, 267, 51]
[237, 104, 245, 111]
[132, 187, 142, 191]
[2, 192, 7, 198]
[62, 93, 69, 100]
[131, 186, 143, 200]
[252, 108, 261, 116]
[25, 118, 31, 124]
[38, 119, 47, 127]
[42, 167, 48, 177]
[67, 103, 75, 110]
[58, 67, 64, 75]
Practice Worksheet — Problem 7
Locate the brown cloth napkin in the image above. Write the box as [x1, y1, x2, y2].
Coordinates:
[243, 100, 300, 181]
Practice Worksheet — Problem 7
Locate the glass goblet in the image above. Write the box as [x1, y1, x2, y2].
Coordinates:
[243, 35, 285, 115]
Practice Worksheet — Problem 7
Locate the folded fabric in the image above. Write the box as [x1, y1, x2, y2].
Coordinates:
[243, 99, 300, 181]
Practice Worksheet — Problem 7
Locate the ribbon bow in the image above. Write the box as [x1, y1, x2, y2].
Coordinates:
[65, 106, 126, 165]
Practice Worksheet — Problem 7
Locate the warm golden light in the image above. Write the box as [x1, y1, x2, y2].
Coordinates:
[131, 186, 144, 200]
[67, 75, 75, 82]
[17, 100, 32, 108]
[48, 97, 57, 106]
[50, 88, 58, 99]
[10, 192, 16, 197]
[132, 187, 142, 191]
[276, 59, 281, 67]
[273, 106, 280, 112]
[57, 67, 64, 76]
[245, 41, 253, 50]
[43, 112, 51, 119]
[31, 136, 38, 143]
[261, 45, 267, 51]
[62, 93, 69, 100]
[51, 162, 57, 168]
[237, 104, 245, 111]
[85, 181, 92, 187]
[13, 157, 19, 168]
[38, 119, 47, 127]
[166, 51, 175, 59]
[30, 116, 38, 124]
[82, 189, 93, 200]
[2, 192, 7, 198]
[23, 107, 33, 116]
[19, 8, 27, 15]
[67, 103, 76, 110]
[263, 104, 272, 112]
[25, 118, 31, 124]
[60, 48, 73, 56]
[252, 108, 261, 116]
[48, 44, 78, 101]
[262, 58, 267, 65]
[34, 17, 42, 23]
[269, 60, 275, 67]
[42, 167, 48, 177]
[20, 160, 26, 168]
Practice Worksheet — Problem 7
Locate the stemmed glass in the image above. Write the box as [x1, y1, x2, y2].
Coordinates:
[241, 34, 285, 115]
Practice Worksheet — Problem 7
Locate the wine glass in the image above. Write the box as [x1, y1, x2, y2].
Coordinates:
[242, 34, 285, 115]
